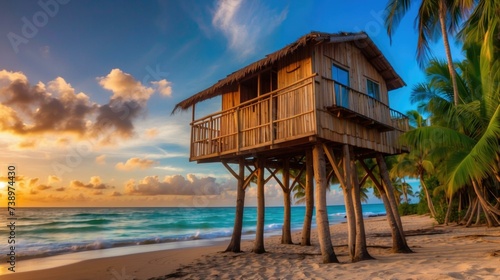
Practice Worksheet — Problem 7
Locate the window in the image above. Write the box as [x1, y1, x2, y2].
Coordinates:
[332, 64, 349, 108]
[366, 79, 380, 100]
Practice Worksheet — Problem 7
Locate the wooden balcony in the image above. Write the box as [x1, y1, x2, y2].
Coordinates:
[189, 75, 409, 162]
[190, 76, 316, 161]
[324, 79, 409, 132]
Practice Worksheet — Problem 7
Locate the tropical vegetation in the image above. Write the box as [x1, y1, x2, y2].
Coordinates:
[385, 0, 500, 226]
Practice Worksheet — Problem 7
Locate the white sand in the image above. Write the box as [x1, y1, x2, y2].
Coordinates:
[2, 215, 499, 280]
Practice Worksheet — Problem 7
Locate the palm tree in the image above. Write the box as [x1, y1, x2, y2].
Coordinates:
[403, 45, 500, 225]
[385, 0, 474, 106]
[394, 109, 439, 218]
[459, 0, 500, 60]
[359, 157, 412, 253]
[312, 144, 339, 263]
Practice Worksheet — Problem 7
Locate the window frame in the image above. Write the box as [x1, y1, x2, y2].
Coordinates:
[366, 78, 380, 101]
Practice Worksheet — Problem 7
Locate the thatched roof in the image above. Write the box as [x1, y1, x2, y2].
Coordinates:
[173, 31, 405, 113]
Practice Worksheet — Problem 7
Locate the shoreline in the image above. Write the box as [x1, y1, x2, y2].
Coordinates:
[2, 215, 499, 279]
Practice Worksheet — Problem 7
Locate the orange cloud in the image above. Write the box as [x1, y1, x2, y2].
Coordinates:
[70, 176, 114, 190]
[0, 69, 169, 147]
[48, 175, 61, 184]
[151, 79, 172, 97]
[98, 68, 154, 101]
[115, 157, 158, 171]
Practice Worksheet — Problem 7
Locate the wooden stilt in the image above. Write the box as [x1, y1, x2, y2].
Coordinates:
[253, 158, 266, 254]
[281, 158, 293, 244]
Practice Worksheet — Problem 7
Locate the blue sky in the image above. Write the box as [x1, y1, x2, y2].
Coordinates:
[0, 0, 463, 207]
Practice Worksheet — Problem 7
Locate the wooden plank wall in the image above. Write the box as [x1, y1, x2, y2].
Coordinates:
[222, 88, 240, 111]
[320, 42, 389, 104]
[277, 47, 312, 88]
[314, 42, 401, 155]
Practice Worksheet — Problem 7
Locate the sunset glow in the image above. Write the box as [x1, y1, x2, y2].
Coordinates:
[0, 0, 462, 207]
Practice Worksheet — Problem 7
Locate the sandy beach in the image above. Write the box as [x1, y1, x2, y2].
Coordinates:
[2, 215, 499, 280]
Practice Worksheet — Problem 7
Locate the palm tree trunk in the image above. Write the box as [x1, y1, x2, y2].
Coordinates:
[225, 159, 246, 252]
[312, 144, 338, 263]
[438, 0, 460, 106]
[282, 189, 292, 244]
[350, 150, 373, 261]
[343, 144, 356, 259]
[465, 198, 477, 227]
[253, 158, 266, 254]
[302, 148, 314, 246]
[281, 160, 293, 244]
[475, 202, 483, 226]
[419, 175, 437, 218]
[444, 193, 453, 225]
[472, 180, 500, 226]
[376, 154, 411, 250]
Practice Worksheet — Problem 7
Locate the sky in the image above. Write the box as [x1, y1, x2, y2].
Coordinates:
[0, 0, 464, 207]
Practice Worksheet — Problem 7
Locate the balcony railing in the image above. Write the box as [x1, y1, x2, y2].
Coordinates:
[324, 78, 409, 132]
[190, 75, 317, 160]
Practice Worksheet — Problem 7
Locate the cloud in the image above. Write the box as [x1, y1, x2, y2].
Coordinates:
[151, 79, 172, 97]
[115, 157, 159, 171]
[90, 99, 143, 142]
[70, 176, 114, 190]
[154, 166, 184, 172]
[36, 184, 52, 191]
[48, 175, 61, 184]
[145, 128, 159, 139]
[124, 174, 226, 196]
[0, 70, 95, 136]
[212, 0, 287, 57]
[0, 69, 169, 147]
[110, 191, 122, 196]
[98, 68, 155, 101]
[95, 155, 106, 165]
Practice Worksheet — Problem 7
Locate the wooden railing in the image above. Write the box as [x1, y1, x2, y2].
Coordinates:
[328, 80, 409, 132]
[190, 75, 317, 160]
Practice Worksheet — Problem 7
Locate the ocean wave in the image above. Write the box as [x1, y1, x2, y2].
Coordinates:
[22, 225, 110, 234]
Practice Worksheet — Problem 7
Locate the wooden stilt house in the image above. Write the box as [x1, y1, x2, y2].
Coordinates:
[173, 31, 409, 257]
[174, 31, 408, 161]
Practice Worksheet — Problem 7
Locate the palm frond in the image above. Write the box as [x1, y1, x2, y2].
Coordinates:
[446, 105, 500, 194]
[384, 0, 413, 43]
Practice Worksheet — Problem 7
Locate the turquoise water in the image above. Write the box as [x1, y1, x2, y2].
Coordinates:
[0, 204, 385, 261]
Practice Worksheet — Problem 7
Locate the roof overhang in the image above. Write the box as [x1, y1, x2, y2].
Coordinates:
[173, 31, 405, 113]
